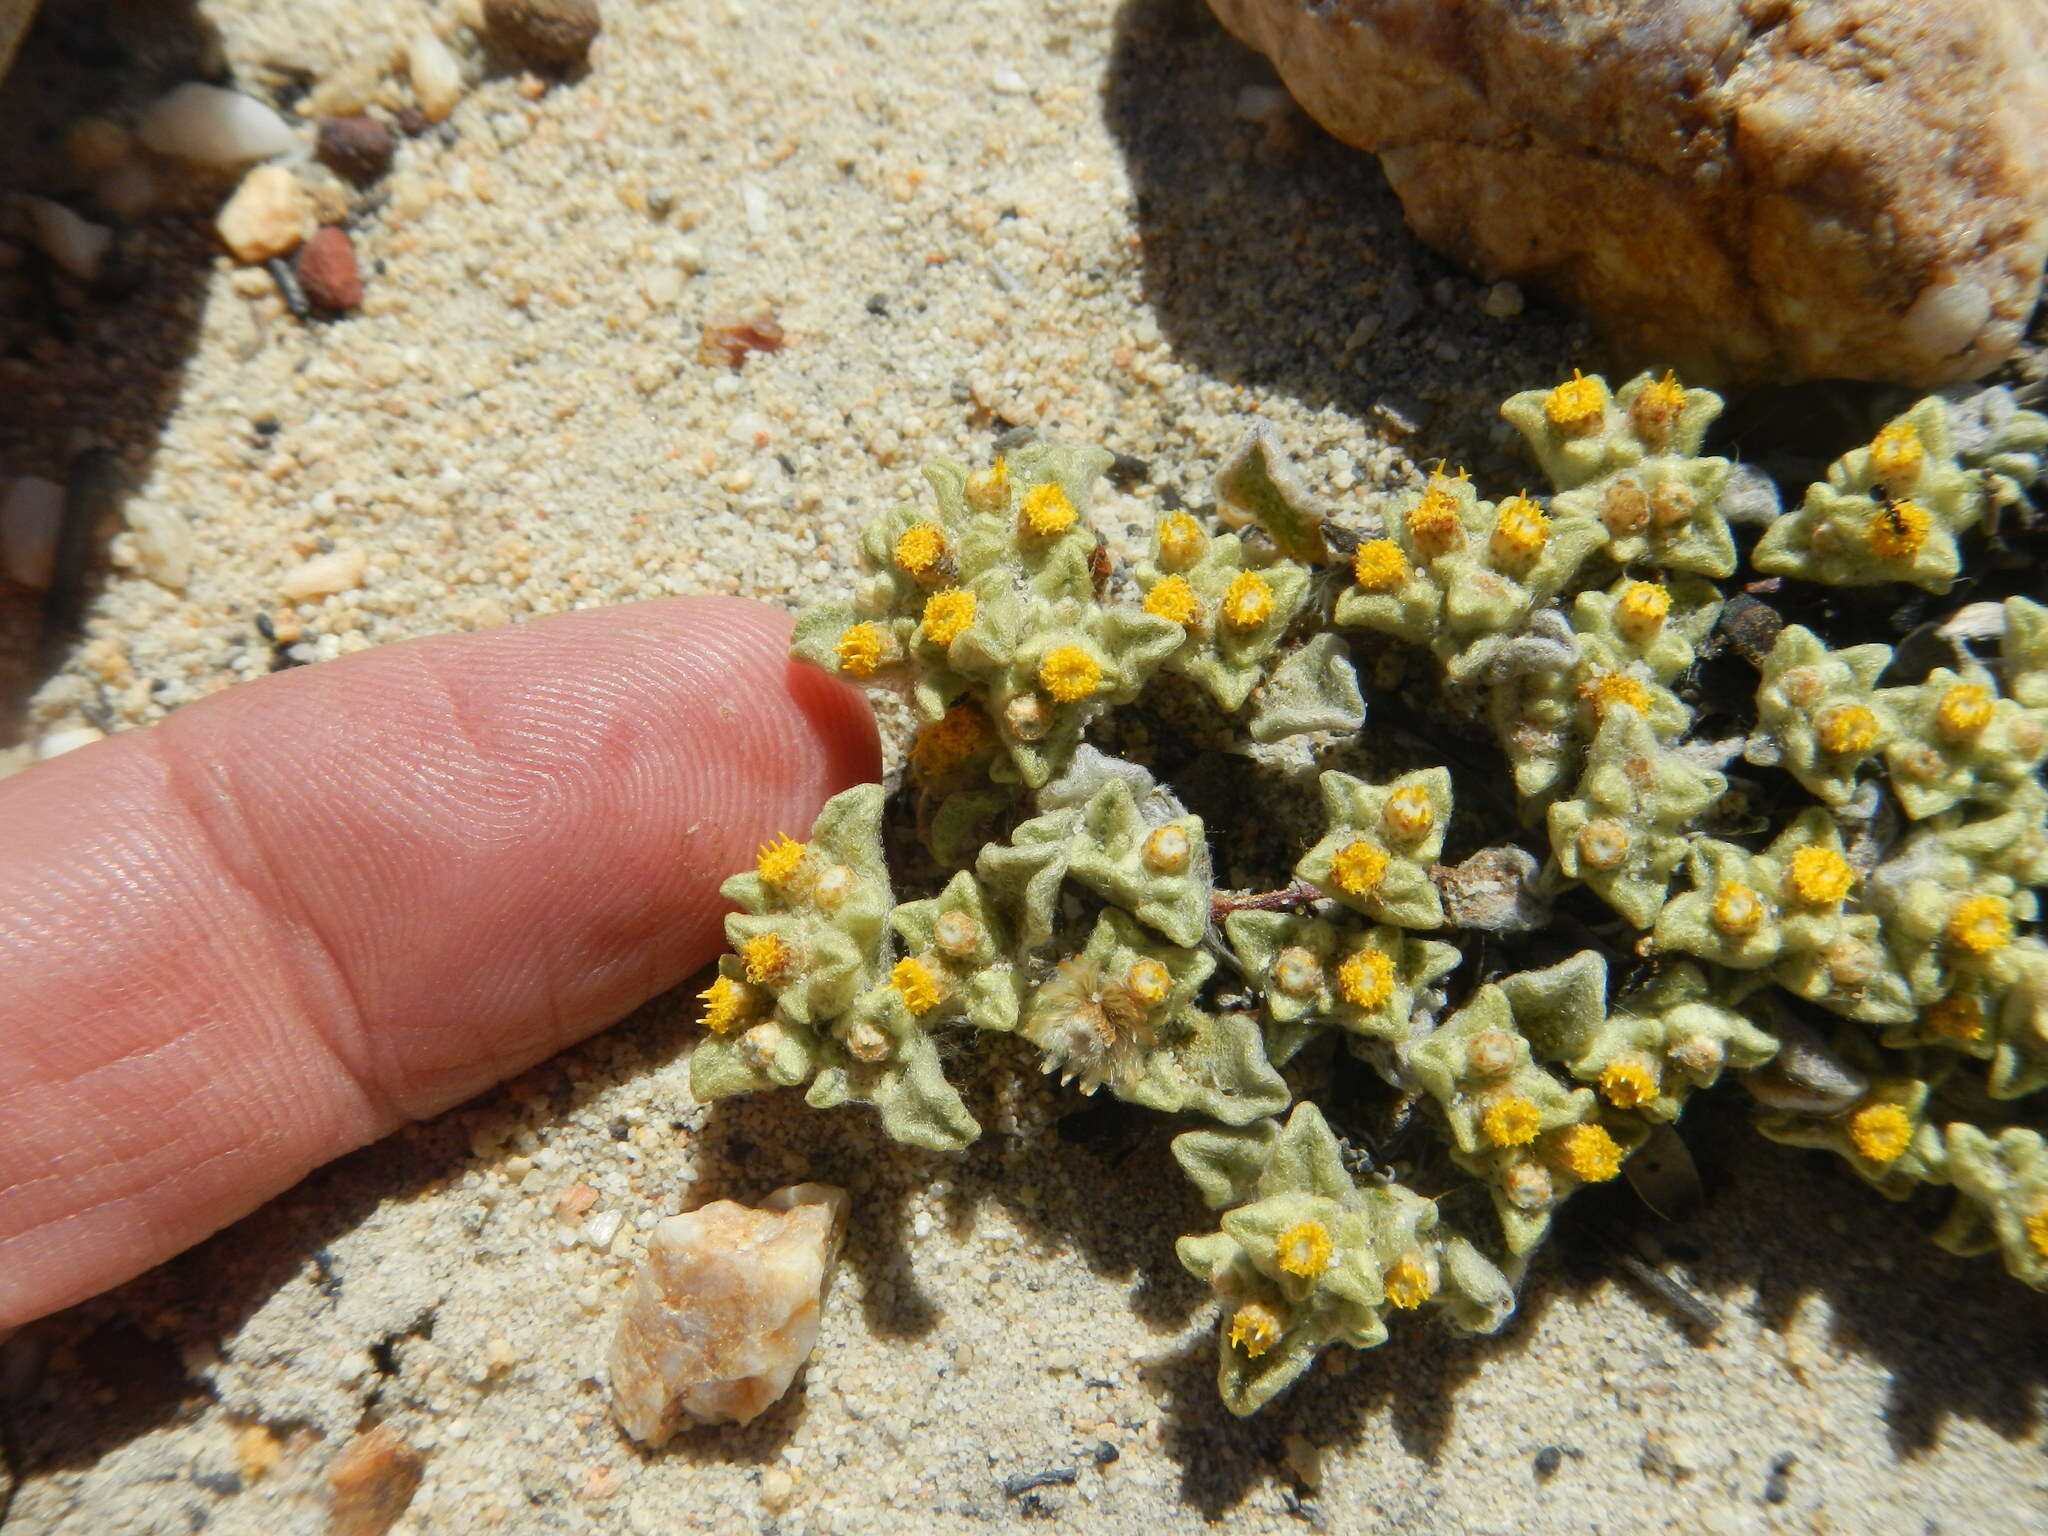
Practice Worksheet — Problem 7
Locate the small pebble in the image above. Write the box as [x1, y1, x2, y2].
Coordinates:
[63, 117, 130, 178]
[35, 726, 105, 760]
[235, 1425, 283, 1484]
[585, 1209, 624, 1249]
[1762, 1452, 1796, 1505]
[1282, 1433, 1323, 1490]
[125, 502, 194, 591]
[758, 1467, 796, 1512]
[484, 0, 602, 68]
[29, 199, 111, 283]
[297, 227, 363, 313]
[1, 475, 65, 589]
[1482, 280, 1524, 318]
[138, 83, 296, 165]
[216, 165, 312, 264]
[328, 1424, 424, 1536]
[1002, 1467, 1077, 1497]
[991, 66, 1029, 95]
[1533, 1444, 1564, 1479]
[280, 547, 368, 601]
[407, 29, 466, 123]
[316, 115, 396, 185]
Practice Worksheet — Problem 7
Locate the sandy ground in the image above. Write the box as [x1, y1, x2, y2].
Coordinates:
[3, 1, 2047, 1532]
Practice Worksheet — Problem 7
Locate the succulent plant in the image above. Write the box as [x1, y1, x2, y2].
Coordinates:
[686, 370, 2048, 1415]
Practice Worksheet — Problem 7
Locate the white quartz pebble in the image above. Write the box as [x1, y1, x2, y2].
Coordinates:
[138, 83, 295, 165]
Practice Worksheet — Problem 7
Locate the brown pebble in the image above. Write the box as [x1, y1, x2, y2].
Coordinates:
[485, 0, 603, 68]
[699, 306, 786, 370]
[298, 227, 363, 313]
[554, 1182, 600, 1221]
[328, 1424, 423, 1536]
[316, 116, 395, 186]
[394, 106, 430, 138]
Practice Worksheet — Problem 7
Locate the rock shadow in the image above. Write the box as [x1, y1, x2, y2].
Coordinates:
[1100, 0, 1588, 484]
[0, 0, 235, 740]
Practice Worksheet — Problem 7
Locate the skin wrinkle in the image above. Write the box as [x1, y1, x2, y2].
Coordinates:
[0, 597, 878, 1329]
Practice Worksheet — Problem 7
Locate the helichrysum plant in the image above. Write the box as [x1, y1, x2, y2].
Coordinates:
[689, 372, 2048, 1414]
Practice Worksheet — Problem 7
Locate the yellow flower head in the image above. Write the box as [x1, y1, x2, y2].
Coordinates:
[1865, 498, 1932, 561]
[1869, 420, 1925, 487]
[1038, 644, 1102, 703]
[1481, 1094, 1542, 1148]
[1816, 703, 1881, 756]
[1545, 369, 1609, 433]
[1143, 824, 1192, 875]
[755, 833, 807, 887]
[1936, 683, 1995, 741]
[1329, 839, 1390, 898]
[1271, 946, 1324, 999]
[1222, 570, 1275, 629]
[1925, 992, 1985, 1042]
[1352, 538, 1410, 592]
[891, 956, 944, 1015]
[1555, 1122, 1624, 1183]
[1849, 1101, 1914, 1164]
[1274, 1220, 1333, 1279]
[1383, 1255, 1434, 1310]
[741, 932, 794, 985]
[1614, 581, 1671, 640]
[1584, 670, 1651, 721]
[2026, 1203, 2048, 1262]
[1382, 783, 1436, 842]
[921, 588, 977, 647]
[1157, 510, 1207, 568]
[1143, 573, 1202, 628]
[894, 522, 947, 577]
[1629, 370, 1687, 443]
[910, 702, 987, 778]
[1489, 493, 1549, 567]
[1948, 895, 2013, 955]
[1336, 947, 1396, 1010]
[698, 973, 752, 1034]
[1020, 481, 1078, 537]
[836, 621, 886, 678]
[1598, 1057, 1660, 1108]
[1405, 474, 1465, 556]
[1227, 1300, 1284, 1357]
[1785, 845, 1855, 906]
[965, 455, 1010, 512]
[1711, 880, 1767, 937]
[1126, 958, 1172, 1008]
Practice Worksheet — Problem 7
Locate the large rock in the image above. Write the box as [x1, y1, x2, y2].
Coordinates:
[607, 1183, 848, 1445]
[1206, 0, 2048, 386]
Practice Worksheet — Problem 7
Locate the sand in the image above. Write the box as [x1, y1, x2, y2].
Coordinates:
[2, 1, 2046, 1532]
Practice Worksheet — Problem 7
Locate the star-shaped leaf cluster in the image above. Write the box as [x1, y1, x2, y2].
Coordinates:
[1173, 1104, 1514, 1414]
[1294, 768, 1451, 929]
